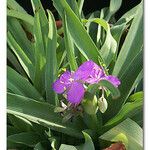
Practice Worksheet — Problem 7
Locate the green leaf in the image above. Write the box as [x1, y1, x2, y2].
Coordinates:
[66, 0, 80, 19]
[79, 132, 95, 150]
[8, 132, 42, 147]
[31, 0, 49, 92]
[113, 2, 143, 77]
[109, 0, 122, 14]
[86, 11, 101, 45]
[34, 142, 45, 150]
[59, 132, 95, 150]
[33, 11, 46, 92]
[7, 0, 26, 13]
[104, 50, 143, 121]
[8, 114, 33, 132]
[116, 2, 142, 25]
[7, 125, 21, 136]
[7, 93, 83, 139]
[129, 92, 143, 126]
[52, 0, 104, 65]
[34, 141, 51, 150]
[96, 8, 108, 48]
[100, 118, 143, 150]
[59, 144, 78, 150]
[103, 92, 143, 129]
[31, 0, 48, 50]
[7, 9, 34, 25]
[7, 31, 35, 80]
[129, 91, 143, 102]
[77, 0, 84, 16]
[105, 0, 122, 21]
[134, 70, 143, 93]
[45, 10, 58, 105]
[131, 109, 143, 127]
[7, 18, 35, 64]
[7, 140, 25, 149]
[84, 18, 117, 66]
[110, 23, 126, 46]
[88, 80, 120, 99]
[7, 67, 44, 101]
[104, 3, 143, 120]
[63, 12, 78, 70]
[7, 47, 25, 75]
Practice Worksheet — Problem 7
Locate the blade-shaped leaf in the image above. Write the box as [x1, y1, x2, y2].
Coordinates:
[7, 0, 26, 13]
[7, 47, 25, 75]
[7, 9, 34, 25]
[104, 50, 143, 121]
[7, 125, 21, 136]
[7, 93, 83, 139]
[31, 0, 48, 50]
[100, 118, 143, 150]
[77, 0, 84, 16]
[52, 0, 104, 65]
[59, 132, 95, 150]
[7, 67, 44, 101]
[79, 132, 95, 150]
[8, 114, 33, 132]
[103, 92, 143, 129]
[86, 11, 101, 45]
[105, 0, 122, 21]
[59, 144, 78, 150]
[45, 11, 58, 105]
[115, 2, 142, 25]
[104, 3, 143, 120]
[110, 23, 126, 46]
[63, 12, 78, 70]
[34, 141, 50, 150]
[7, 18, 34, 64]
[7, 31, 35, 80]
[66, 0, 80, 19]
[113, 2, 143, 77]
[33, 12, 46, 92]
[87, 80, 120, 99]
[84, 18, 117, 66]
[8, 132, 42, 147]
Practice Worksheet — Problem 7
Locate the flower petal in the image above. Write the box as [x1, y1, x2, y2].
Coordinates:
[74, 60, 95, 80]
[60, 71, 72, 86]
[103, 75, 121, 87]
[52, 79, 65, 93]
[67, 82, 85, 104]
[52, 71, 72, 93]
[84, 62, 105, 84]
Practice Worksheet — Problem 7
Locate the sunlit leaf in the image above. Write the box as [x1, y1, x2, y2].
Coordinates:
[100, 118, 143, 150]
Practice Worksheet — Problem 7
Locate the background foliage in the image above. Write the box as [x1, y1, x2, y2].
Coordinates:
[7, 0, 143, 149]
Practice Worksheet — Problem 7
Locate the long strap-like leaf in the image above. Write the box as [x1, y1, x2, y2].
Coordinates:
[7, 93, 83, 139]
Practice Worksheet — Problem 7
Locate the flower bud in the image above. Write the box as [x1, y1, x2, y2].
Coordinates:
[98, 96, 108, 113]
[82, 92, 98, 115]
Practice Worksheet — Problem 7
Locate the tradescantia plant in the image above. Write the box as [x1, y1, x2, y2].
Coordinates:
[7, 0, 143, 149]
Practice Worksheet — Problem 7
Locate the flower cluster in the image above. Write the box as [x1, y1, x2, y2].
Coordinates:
[52, 60, 120, 104]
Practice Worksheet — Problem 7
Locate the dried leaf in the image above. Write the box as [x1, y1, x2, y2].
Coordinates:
[103, 142, 126, 150]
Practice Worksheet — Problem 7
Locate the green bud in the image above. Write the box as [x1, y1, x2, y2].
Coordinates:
[98, 96, 108, 113]
[82, 92, 98, 115]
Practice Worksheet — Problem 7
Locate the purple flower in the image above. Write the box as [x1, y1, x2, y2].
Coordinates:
[102, 75, 121, 87]
[75, 60, 121, 87]
[52, 61, 96, 104]
[52, 60, 121, 104]
[52, 72, 85, 104]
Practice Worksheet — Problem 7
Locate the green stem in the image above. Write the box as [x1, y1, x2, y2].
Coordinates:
[83, 113, 100, 133]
